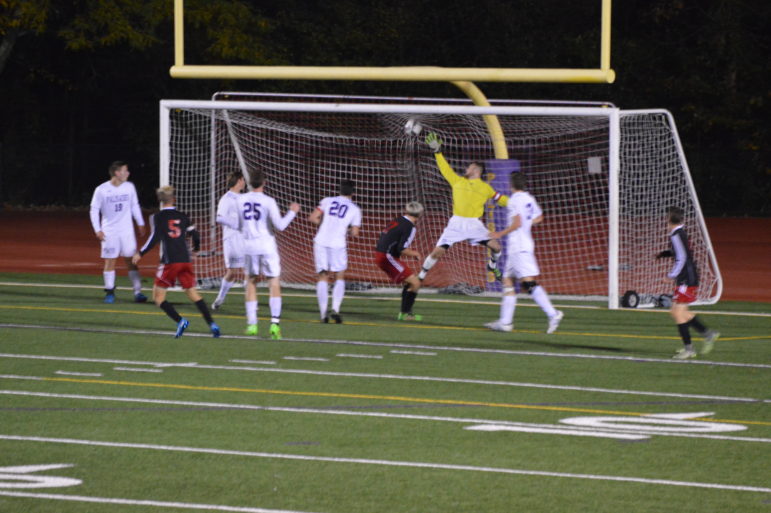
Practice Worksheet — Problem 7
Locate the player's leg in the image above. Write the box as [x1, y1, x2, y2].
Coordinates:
[418, 245, 447, 280]
[398, 274, 422, 321]
[213, 237, 243, 309]
[264, 254, 283, 340]
[314, 244, 330, 321]
[152, 270, 188, 338]
[520, 278, 563, 334]
[482, 238, 503, 281]
[120, 231, 146, 302]
[181, 266, 219, 337]
[102, 257, 118, 303]
[329, 247, 348, 323]
[671, 302, 697, 359]
[485, 276, 516, 332]
[244, 256, 260, 336]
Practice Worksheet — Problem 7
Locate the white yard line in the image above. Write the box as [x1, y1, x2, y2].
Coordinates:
[0, 491, 319, 513]
[1, 434, 769, 493]
[2, 390, 769, 444]
[1, 353, 768, 403]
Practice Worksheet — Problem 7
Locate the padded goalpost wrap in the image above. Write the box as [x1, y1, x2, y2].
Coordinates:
[159, 96, 721, 308]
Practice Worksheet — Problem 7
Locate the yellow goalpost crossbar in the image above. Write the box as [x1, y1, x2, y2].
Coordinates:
[170, 0, 615, 84]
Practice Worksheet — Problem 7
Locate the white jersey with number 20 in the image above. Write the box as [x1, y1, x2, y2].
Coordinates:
[313, 196, 362, 248]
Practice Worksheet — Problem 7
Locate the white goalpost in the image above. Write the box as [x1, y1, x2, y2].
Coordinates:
[158, 94, 721, 309]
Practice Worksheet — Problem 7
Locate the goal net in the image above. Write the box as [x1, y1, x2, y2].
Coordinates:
[159, 95, 721, 308]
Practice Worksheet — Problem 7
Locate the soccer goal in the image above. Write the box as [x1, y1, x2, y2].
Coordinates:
[159, 94, 721, 309]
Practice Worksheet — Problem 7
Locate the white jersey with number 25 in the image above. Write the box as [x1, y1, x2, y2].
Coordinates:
[237, 191, 296, 255]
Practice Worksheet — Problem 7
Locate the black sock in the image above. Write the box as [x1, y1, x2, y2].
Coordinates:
[401, 287, 418, 314]
[195, 299, 214, 324]
[689, 316, 707, 335]
[677, 323, 692, 346]
[159, 300, 181, 323]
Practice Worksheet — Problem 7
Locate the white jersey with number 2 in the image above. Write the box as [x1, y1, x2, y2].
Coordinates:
[505, 191, 542, 253]
[313, 196, 362, 248]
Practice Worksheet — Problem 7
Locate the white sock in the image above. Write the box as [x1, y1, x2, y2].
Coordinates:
[531, 285, 557, 318]
[245, 300, 258, 325]
[316, 280, 329, 318]
[128, 270, 142, 294]
[269, 296, 282, 323]
[217, 279, 234, 302]
[500, 294, 517, 325]
[103, 271, 116, 291]
[418, 255, 438, 279]
[332, 280, 345, 313]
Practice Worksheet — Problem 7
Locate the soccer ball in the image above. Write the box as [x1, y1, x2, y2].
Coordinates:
[404, 118, 423, 136]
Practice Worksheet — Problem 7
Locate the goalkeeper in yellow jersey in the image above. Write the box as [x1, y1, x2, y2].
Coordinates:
[417, 132, 509, 282]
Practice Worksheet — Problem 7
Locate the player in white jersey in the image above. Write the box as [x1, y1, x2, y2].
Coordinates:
[231, 169, 300, 339]
[212, 171, 246, 310]
[485, 172, 563, 334]
[89, 161, 147, 304]
[308, 179, 362, 323]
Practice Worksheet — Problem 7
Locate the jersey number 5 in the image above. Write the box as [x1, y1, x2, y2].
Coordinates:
[167, 219, 182, 238]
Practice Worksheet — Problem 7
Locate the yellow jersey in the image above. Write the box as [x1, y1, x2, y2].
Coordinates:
[435, 153, 508, 218]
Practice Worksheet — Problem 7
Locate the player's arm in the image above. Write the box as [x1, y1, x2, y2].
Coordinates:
[135, 214, 159, 261]
[187, 224, 201, 253]
[270, 201, 300, 231]
[667, 233, 687, 279]
[434, 152, 461, 186]
[129, 185, 146, 237]
[89, 190, 104, 240]
[349, 208, 362, 238]
[491, 214, 522, 239]
[308, 207, 323, 225]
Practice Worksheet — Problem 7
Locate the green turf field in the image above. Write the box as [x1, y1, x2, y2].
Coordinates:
[0, 273, 769, 513]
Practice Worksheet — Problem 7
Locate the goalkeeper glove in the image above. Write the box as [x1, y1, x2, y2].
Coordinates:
[425, 132, 443, 153]
[656, 250, 673, 259]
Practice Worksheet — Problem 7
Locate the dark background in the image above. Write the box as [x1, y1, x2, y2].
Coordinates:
[0, 0, 768, 216]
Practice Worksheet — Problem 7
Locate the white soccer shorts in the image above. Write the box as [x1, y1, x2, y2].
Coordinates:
[222, 236, 245, 269]
[100, 230, 137, 259]
[244, 253, 281, 278]
[504, 249, 540, 279]
[435, 215, 492, 247]
[314, 244, 348, 273]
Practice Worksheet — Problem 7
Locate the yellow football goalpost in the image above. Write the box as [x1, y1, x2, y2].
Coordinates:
[169, 0, 614, 159]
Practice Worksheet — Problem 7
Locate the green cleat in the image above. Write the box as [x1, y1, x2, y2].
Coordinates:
[397, 312, 422, 322]
[269, 323, 282, 340]
[245, 324, 258, 336]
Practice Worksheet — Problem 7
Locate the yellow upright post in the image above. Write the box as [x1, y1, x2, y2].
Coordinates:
[451, 81, 508, 160]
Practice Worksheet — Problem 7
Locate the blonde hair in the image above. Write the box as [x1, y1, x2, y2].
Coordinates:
[405, 201, 424, 217]
[156, 185, 175, 204]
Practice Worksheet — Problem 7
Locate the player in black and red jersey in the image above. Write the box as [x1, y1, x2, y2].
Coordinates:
[374, 201, 424, 321]
[133, 186, 220, 338]
[657, 206, 718, 359]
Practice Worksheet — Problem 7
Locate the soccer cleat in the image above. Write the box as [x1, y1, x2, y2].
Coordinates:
[134, 292, 148, 303]
[397, 312, 423, 322]
[322, 316, 329, 323]
[418, 270, 427, 281]
[174, 318, 189, 338]
[269, 323, 282, 340]
[209, 322, 221, 338]
[484, 320, 513, 332]
[330, 311, 343, 324]
[211, 298, 223, 310]
[486, 263, 503, 281]
[701, 330, 719, 355]
[673, 348, 697, 360]
[104, 289, 116, 304]
[546, 310, 564, 334]
[245, 324, 258, 336]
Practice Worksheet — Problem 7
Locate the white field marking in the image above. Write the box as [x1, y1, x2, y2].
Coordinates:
[282, 357, 329, 362]
[3, 322, 770, 369]
[0, 491, 319, 513]
[113, 367, 163, 373]
[2, 434, 771, 494]
[1, 353, 769, 404]
[230, 360, 277, 365]
[390, 350, 437, 356]
[336, 353, 383, 359]
[153, 362, 198, 368]
[0, 464, 81, 489]
[3, 390, 771, 444]
[55, 371, 103, 377]
[463, 425, 646, 439]
[1, 281, 769, 318]
[560, 412, 747, 433]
